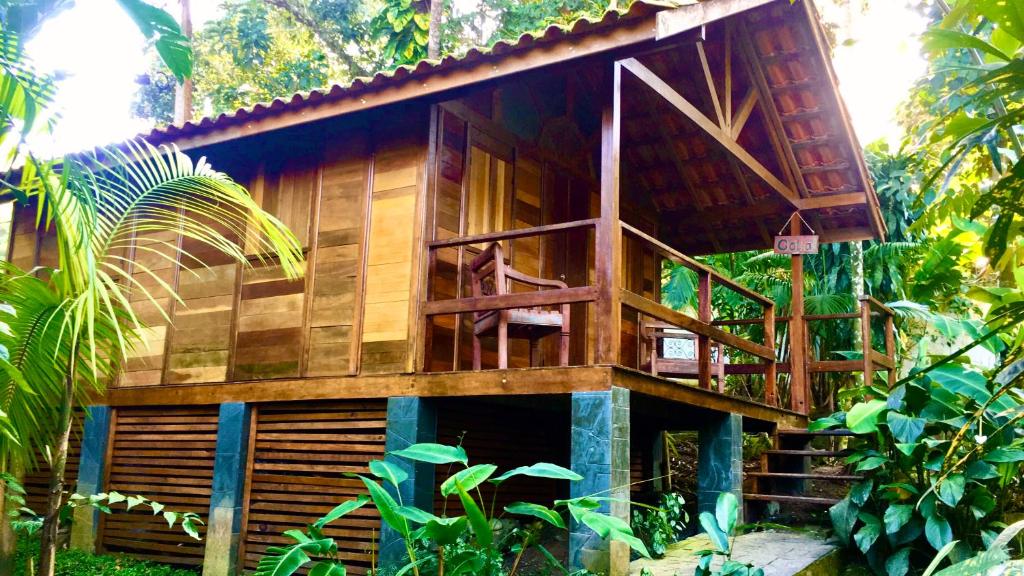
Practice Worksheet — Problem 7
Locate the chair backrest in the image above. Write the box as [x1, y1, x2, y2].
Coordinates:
[470, 242, 509, 300]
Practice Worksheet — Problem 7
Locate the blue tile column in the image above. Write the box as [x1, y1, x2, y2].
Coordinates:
[569, 387, 630, 573]
[70, 406, 112, 552]
[697, 413, 743, 520]
[380, 397, 437, 568]
[202, 402, 251, 576]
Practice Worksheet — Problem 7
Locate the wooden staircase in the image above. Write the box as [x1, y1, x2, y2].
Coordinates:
[744, 428, 859, 513]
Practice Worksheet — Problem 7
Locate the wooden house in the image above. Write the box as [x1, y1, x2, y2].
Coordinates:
[7, 0, 898, 574]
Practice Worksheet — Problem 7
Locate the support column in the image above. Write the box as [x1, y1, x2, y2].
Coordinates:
[202, 402, 251, 576]
[70, 406, 112, 553]
[380, 397, 437, 567]
[789, 217, 809, 414]
[697, 413, 743, 520]
[570, 387, 630, 574]
[595, 62, 622, 365]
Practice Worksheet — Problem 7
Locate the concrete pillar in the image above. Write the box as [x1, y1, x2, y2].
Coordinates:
[697, 413, 743, 520]
[202, 402, 251, 576]
[70, 405, 112, 553]
[380, 397, 437, 567]
[569, 387, 630, 574]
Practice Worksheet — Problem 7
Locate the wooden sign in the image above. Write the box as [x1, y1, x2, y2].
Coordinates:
[774, 235, 819, 255]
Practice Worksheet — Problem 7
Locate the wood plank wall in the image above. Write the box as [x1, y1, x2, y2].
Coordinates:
[99, 406, 218, 566]
[240, 401, 387, 575]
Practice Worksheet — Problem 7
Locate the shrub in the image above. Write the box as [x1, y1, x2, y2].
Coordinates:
[256, 442, 650, 576]
[12, 538, 197, 576]
[631, 492, 687, 558]
[812, 360, 1024, 576]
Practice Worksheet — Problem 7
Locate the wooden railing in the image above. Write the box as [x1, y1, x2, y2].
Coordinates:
[423, 219, 599, 329]
[620, 223, 779, 407]
[805, 295, 897, 387]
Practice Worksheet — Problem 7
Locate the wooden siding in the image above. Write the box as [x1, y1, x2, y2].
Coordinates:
[240, 401, 387, 574]
[233, 260, 308, 380]
[22, 428, 82, 515]
[99, 406, 217, 566]
[360, 139, 425, 374]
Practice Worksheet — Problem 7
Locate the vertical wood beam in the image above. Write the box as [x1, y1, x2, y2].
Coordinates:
[696, 41, 726, 130]
[885, 312, 896, 388]
[595, 63, 622, 365]
[697, 271, 712, 390]
[788, 217, 808, 414]
[764, 304, 777, 406]
[861, 299, 873, 389]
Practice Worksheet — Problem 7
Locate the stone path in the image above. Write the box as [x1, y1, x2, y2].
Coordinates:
[630, 530, 839, 576]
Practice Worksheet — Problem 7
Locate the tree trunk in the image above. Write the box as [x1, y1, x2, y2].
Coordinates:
[0, 456, 20, 576]
[850, 240, 865, 355]
[427, 0, 443, 60]
[37, 356, 76, 576]
[173, 0, 193, 125]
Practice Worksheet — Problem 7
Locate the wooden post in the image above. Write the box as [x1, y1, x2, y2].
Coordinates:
[595, 63, 622, 365]
[788, 218, 808, 414]
[697, 270, 712, 390]
[885, 312, 896, 388]
[860, 298, 873, 389]
[764, 304, 777, 406]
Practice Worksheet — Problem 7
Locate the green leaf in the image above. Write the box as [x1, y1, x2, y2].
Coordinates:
[369, 460, 408, 488]
[390, 443, 468, 465]
[313, 495, 369, 530]
[885, 547, 911, 576]
[925, 513, 953, 551]
[492, 462, 582, 483]
[359, 476, 408, 537]
[163, 510, 177, 528]
[125, 496, 146, 510]
[854, 512, 881, 554]
[829, 498, 858, 545]
[851, 479, 873, 506]
[937, 474, 966, 507]
[421, 516, 467, 546]
[106, 491, 126, 505]
[395, 505, 438, 525]
[505, 502, 565, 529]
[808, 415, 844, 432]
[455, 480, 492, 547]
[308, 562, 346, 576]
[715, 492, 739, 536]
[580, 509, 650, 558]
[440, 464, 497, 497]
[855, 456, 888, 472]
[846, 400, 887, 433]
[115, 0, 193, 82]
[984, 448, 1024, 463]
[699, 511, 730, 553]
[923, 29, 1012, 62]
[887, 412, 926, 444]
[884, 504, 913, 538]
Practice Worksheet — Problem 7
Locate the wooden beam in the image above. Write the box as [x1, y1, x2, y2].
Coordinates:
[427, 218, 599, 249]
[731, 88, 758, 139]
[620, 290, 774, 361]
[423, 285, 598, 316]
[797, 192, 867, 211]
[596, 63, 623, 365]
[788, 217, 808, 414]
[620, 57, 800, 207]
[697, 270, 713, 390]
[655, 0, 777, 41]
[696, 41, 726, 129]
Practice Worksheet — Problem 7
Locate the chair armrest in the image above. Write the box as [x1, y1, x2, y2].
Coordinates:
[504, 268, 569, 290]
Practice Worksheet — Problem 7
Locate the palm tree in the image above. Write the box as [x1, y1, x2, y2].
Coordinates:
[0, 10, 304, 576]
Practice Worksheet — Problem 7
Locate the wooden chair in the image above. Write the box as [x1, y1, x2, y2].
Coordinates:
[641, 318, 726, 391]
[470, 242, 570, 369]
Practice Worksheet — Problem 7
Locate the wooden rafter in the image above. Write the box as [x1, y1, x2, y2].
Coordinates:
[619, 57, 800, 208]
[731, 88, 758, 138]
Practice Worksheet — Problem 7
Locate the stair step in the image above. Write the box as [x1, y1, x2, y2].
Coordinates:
[777, 428, 855, 437]
[765, 449, 848, 457]
[744, 493, 841, 506]
[746, 472, 862, 481]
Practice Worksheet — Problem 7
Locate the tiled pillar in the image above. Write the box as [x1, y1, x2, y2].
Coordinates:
[380, 397, 437, 567]
[70, 405, 112, 552]
[697, 413, 743, 520]
[202, 402, 251, 576]
[569, 387, 630, 573]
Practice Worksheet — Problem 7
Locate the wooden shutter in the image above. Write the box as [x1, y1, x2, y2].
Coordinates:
[99, 406, 217, 566]
[23, 431, 82, 514]
[241, 401, 387, 575]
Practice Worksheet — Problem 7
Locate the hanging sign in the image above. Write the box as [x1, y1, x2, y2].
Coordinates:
[774, 212, 819, 254]
[774, 235, 819, 254]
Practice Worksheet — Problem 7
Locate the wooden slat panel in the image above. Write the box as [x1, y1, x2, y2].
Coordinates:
[122, 229, 178, 387]
[241, 401, 387, 575]
[100, 406, 216, 565]
[307, 145, 369, 376]
[361, 143, 423, 373]
[22, 421, 83, 514]
[8, 203, 37, 270]
[233, 261, 307, 380]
